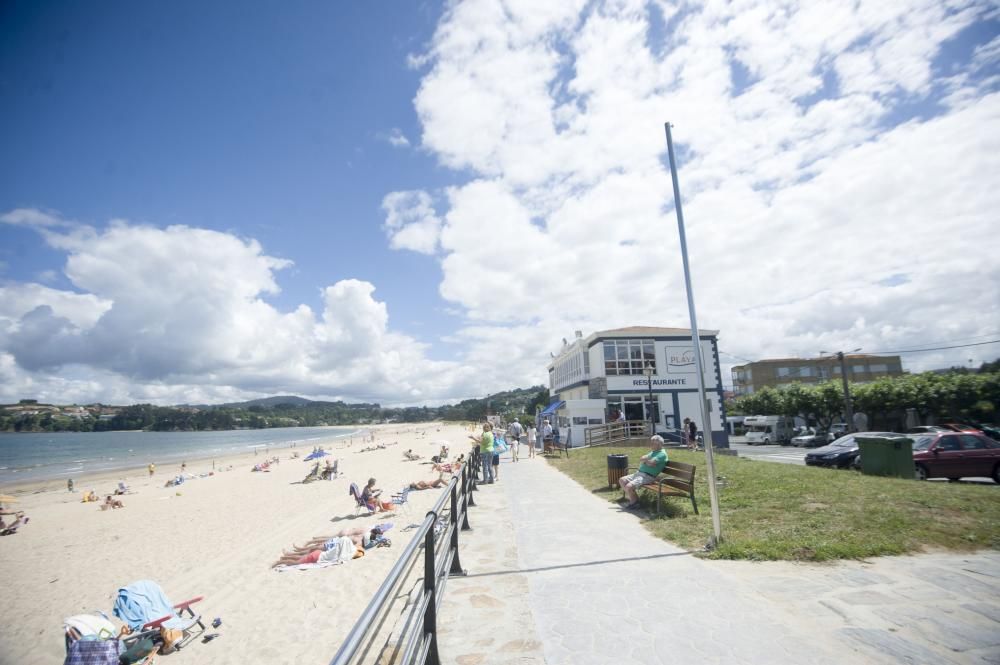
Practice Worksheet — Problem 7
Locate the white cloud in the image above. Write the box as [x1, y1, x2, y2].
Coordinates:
[0, 215, 487, 405]
[378, 127, 411, 147]
[397, 0, 1000, 386]
[381, 190, 443, 254]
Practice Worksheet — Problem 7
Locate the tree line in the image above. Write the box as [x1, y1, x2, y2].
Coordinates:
[730, 370, 1000, 431]
[0, 386, 550, 433]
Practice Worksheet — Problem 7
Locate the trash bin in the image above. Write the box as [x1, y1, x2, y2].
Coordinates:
[607, 454, 629, 489]
[857, 436, 914, 479]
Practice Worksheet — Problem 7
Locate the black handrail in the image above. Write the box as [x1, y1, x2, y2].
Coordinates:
[329, 454, 477, 665]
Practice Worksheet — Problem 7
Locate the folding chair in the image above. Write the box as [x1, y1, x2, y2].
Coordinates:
[113, 580, 206, 651]
[350, 483, 376, 515]
[390, 487, 412, 515]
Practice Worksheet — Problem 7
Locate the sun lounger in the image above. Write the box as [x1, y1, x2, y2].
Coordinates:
[113, 580, 207, 650]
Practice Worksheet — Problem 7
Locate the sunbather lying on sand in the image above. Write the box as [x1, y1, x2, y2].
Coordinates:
[0, 511, 29, 535]
[408, 478, 447, 491]
[271, 525, 392, 567]
[431, 455, 465, 476]
[404, 449, 421, 461]
[102, 495, 124, 510]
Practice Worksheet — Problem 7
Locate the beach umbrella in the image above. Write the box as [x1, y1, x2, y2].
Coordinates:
[0, 494, 18, 503]
[304, 450, 329, 461]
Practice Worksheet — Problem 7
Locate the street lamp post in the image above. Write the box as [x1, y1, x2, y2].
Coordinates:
[644, 362, 655, 436]
[821, 348, 861, 432]
[664, 122, 723, 548]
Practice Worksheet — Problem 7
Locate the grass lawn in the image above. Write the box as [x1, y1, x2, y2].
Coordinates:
[546, 447, 1000, 561]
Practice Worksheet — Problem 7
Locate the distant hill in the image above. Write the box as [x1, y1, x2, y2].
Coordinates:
[220, 395, 315, 408]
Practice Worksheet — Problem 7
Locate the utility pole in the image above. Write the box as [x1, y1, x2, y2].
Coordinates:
[822, 348, 860, 432]
[837, 352, 855, 432]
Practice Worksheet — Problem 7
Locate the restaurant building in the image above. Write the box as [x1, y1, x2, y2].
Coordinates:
[542, 326, 728, 447]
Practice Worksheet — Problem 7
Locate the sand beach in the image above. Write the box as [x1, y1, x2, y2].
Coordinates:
[0, 421, 475, 665]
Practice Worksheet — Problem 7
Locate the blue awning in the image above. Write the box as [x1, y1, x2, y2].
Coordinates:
[539, 401, 566, 417]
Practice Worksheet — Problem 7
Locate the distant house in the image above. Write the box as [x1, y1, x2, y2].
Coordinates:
[731, 354, 903, 396]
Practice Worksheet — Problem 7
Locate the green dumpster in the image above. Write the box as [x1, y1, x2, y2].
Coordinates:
[857, 436, 915, 479]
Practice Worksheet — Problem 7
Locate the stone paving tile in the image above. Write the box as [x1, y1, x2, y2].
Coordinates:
[437, 457, 1000, 665]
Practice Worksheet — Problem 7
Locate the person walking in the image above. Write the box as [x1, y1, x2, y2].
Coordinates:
[686, 418, 698, 450]
[469, 423, 495, 484]
[526, 423, 536, 458]
[148, 462, 155, 478]
[508, 419, 524, 463]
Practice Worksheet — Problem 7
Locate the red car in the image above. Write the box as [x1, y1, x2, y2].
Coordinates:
[910, 432, 1000, 483]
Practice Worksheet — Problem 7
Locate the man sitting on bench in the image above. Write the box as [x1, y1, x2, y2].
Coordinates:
[618, 435, 668, 510]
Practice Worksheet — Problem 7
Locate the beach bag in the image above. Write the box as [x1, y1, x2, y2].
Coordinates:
[159, 626, 184, 654]
[494, 437, 508, 454]
[119, 638, 156, 664]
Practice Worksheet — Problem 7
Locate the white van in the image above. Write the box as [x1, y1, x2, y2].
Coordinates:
[744, 415, 796, 445]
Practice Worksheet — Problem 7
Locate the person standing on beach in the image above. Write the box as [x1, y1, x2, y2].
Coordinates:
[148, 463, 155, 478]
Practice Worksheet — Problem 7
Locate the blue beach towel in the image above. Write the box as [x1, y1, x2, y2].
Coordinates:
[112, 580, 175, 631]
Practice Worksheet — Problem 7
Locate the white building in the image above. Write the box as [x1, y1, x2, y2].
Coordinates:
[542, 326, 728, 447]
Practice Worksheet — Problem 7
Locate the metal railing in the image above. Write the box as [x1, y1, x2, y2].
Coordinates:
[329, 454, 478, 665]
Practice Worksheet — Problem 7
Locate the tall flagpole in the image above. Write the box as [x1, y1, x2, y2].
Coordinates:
[664, 122, 723, 547]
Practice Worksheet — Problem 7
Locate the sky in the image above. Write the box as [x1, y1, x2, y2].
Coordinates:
[1, 0, 998, 407]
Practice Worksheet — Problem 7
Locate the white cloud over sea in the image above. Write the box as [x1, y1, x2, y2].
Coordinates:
[2, 0, 999, 406]
[0, 211, 476, 405]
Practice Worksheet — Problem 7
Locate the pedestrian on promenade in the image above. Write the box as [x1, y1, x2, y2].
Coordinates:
[686, 418, 698, 450]
[618, 435, 668, 510]
[540, 419, 554, 454]
[508, 419, 523, 462]
[526, 424, 536, 458]
[469, 423, 495, 484]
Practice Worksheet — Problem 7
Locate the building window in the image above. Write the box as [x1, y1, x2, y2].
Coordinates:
[869, 364, 888, 373]
[798, 366, 813, 377]
[603, 339, 655, 376]
[852, 365, 866, 373]
[777, 367, 791, 377]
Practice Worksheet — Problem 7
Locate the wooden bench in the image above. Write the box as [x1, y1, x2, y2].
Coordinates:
[624, 461, 698, 516]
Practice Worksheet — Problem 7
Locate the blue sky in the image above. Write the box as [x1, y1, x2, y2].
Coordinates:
[1, 1, 455, 342]
[1, 1, 998, 406]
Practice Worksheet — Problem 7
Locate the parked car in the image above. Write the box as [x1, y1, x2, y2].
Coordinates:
[906, 426, 950, 434]
[911, 432, 1000, 483]
[804, 432, 898, 468]
[791, 429, 827, 448]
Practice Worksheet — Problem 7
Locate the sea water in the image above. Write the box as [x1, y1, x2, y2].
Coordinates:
[0, 426, 359, 485]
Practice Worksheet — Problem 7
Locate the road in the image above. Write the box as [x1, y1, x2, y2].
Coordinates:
[726, 438, 807, 465]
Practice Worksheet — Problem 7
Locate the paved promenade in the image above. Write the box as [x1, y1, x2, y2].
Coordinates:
[438, 454, 1000, 664]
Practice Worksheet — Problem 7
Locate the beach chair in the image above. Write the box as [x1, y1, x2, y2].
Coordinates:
[390, 487, 412, 515]
[350, 483, 376, 515]
[113, 580, 206, 651]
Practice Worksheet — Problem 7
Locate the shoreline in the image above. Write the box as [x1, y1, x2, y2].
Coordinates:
[0, 425, 365, 493]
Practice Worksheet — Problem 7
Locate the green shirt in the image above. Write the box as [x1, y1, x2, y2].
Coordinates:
[480, 432, 495, 453]
[638, 449, 668, 476]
